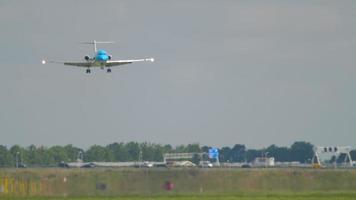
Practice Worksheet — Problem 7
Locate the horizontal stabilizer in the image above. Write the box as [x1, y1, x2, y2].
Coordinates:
[80, 40, 115, 53]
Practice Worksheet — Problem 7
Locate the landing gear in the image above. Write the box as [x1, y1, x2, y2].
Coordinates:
[107, 68, 111, 73]
[86, 68, 91, 74]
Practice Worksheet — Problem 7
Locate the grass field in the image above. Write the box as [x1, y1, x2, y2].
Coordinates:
[1, 168, 356, 198]
[2, 193, 356, 200]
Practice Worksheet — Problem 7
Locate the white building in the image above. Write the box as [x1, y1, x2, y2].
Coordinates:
[253, 157, 275, 167]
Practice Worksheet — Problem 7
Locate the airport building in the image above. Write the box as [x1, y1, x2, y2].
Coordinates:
[253, 157, 275, 167]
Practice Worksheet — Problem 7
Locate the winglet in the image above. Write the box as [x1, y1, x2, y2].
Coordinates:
[146, 58, 155, 62]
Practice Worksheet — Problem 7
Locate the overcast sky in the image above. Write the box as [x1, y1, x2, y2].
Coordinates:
[1, 0, 356, 149]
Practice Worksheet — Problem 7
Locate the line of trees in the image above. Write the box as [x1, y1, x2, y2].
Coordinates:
[0, 141, 355, 167]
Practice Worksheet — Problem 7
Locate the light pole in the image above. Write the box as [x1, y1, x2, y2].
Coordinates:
[139, 148, 143, 168]
[78, 151, 83, 162]
[264, 152, 269, 168]
[264, 152, 269, 158]
[16, 152, 20, 168]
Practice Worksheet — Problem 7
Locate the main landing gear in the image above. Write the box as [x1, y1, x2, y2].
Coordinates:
[85, 68, 111, 74]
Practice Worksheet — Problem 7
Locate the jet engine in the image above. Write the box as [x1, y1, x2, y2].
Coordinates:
[84, 55, 90, 61]
[108, 55, 112, 60]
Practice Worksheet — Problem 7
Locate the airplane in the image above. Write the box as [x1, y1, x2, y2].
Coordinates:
[42, 40, 154, 73]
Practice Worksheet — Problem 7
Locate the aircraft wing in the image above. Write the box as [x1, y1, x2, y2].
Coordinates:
[105, 58, 154, 67]
[64, 62, 91, 67]
[42, 57, 154, 68]
[42, 60, 92, 67]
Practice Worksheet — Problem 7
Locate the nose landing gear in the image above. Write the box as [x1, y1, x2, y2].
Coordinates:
[107, 68, 111, 73]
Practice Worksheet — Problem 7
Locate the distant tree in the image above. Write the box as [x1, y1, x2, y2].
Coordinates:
[219, 146, 232, 162]
[125, 142, 140, 161]
[191, 153, 201, 165]
[266, 145, 290, 162]
[85, 145, 108, 162]
[186, 144, 201, 153]
[64, 144, 83, 162]
[201, 145, 211, 153]
[334, 153, 354, 164]
[140, 142, 155, 161]
[9, 145, 26, 166]
[26, 145, 51, 166]
[9, 145, 26, 167]
[9, 145, 22, 156]
[336, 153, 346, 164]
[151, 144, 165, 161]
[26, 145, 37, 165]
[231, 144, 246, 162]
[0, 141, 321, 167]
[174, 145, 187, 153]
[106, 142, 128, 162]
[163, 144, 173, 153]
[0, 145, 12, 167]
[245, 149, 262, 162]
[289, 141, 314, 163]
[48, 146, 68, 164]
[350, 150, 356, 161]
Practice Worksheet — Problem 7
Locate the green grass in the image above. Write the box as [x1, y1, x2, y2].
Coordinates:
[2, 193, 356, 200]
[1, 168, 356, 197]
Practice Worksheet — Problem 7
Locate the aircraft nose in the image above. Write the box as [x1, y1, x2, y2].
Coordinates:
[96, 54, 109, 61]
